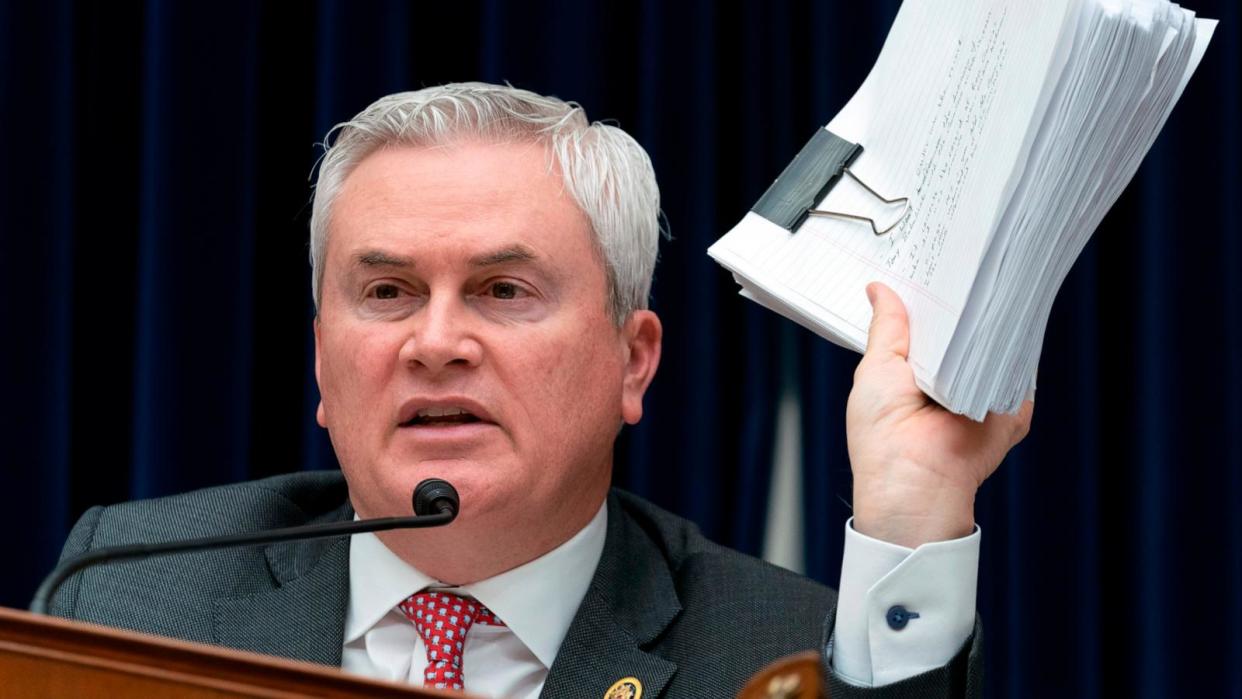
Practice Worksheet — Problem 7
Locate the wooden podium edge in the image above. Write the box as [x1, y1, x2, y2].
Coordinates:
[736, 650, 826, 699]
[0, 606, 465, 698]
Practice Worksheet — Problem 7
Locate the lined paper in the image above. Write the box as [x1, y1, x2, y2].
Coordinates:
[710, 0, 1214, 419]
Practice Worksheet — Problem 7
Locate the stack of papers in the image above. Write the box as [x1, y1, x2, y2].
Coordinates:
[709, 0, 1215, 420]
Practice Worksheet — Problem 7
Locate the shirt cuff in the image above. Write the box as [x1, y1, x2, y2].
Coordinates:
[829, 518, 980, 686]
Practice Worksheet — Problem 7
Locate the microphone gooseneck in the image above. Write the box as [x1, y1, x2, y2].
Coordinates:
[30, 478, 460, 616]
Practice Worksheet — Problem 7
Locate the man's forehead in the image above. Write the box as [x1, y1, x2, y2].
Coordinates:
[339, 140, 563, 202]
[333, 143, 580, 227]
[325, 141, 598, 277]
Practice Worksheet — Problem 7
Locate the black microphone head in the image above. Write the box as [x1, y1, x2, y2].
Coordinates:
[412, 478, 460, 518]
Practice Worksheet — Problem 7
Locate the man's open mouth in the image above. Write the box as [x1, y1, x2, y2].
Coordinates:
[401, 406, 483, 427]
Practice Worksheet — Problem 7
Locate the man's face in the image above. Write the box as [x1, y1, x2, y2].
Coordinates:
[314, 140, 660, 562]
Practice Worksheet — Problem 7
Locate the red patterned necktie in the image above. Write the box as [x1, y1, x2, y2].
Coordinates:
[397, 591, 506, 691]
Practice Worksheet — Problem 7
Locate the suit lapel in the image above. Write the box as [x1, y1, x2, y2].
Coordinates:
[541, 493, 680, 698]
[212, 501, 354, 666]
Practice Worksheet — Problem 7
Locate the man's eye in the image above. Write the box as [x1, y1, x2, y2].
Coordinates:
[372, 284, 401, 300]
[489, 282, 521, 300]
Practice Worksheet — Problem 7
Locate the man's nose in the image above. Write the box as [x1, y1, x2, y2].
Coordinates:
[398, 295, 483, 372]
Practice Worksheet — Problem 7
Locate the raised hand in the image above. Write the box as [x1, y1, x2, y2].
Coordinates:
[846, 282, 1034, 547]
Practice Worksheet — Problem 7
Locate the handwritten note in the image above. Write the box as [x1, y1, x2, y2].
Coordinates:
[888, 8, 1010, 287]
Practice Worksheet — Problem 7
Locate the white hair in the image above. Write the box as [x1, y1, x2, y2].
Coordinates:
[309, 82, 662, 324]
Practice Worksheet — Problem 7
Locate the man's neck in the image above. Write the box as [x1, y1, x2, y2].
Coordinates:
[371, 485, 610, 585]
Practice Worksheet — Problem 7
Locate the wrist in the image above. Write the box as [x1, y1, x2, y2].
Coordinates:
[852, 466, 977, 547]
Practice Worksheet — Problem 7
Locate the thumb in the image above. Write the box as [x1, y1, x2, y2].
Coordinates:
[864, 282, 910, 361]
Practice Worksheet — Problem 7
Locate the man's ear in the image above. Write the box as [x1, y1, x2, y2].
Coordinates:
[620, 310, 663, 425]
[314, 317, 327, 428]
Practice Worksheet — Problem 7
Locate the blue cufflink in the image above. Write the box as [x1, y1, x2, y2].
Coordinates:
[886, 605, 920, 630]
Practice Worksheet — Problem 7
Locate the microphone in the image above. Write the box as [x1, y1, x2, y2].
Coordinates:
[29, 478, 459, 615]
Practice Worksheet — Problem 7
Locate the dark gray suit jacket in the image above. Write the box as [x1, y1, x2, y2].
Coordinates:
[51, 471, 982, 697]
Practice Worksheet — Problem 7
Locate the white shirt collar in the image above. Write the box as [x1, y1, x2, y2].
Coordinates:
[344, 501, 608, 670]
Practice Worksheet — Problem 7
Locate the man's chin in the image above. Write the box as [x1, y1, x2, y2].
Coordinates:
[377, 460, 511, 515]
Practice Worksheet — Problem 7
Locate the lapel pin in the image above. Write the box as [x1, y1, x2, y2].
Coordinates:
[604, 677, 642, 699]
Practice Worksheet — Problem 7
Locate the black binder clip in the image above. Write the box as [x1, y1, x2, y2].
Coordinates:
[751, 129, 909, 235]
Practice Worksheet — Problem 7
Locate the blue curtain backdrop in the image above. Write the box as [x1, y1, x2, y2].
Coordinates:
[1, 1, 1238, 696]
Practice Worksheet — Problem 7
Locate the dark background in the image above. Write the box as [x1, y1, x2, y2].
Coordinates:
[1, 1, 1238, 696]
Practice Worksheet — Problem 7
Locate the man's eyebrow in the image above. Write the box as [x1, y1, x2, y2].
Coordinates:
[355, 250, 415, 268]
[469, 245, 539, 268]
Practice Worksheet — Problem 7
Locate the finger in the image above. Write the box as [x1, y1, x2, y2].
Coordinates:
[864, 282, 910, 361]
[1012, 399, 1035, 444]
[982, 399, 1034, 447]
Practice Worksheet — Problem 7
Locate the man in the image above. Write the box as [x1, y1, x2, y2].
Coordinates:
[50, 83, 1032, 697]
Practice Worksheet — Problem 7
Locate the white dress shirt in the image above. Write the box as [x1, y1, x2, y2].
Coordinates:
[342, 504, 979, 693]
[341, 504, 607, 698]
[831, 519, 981, 686]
